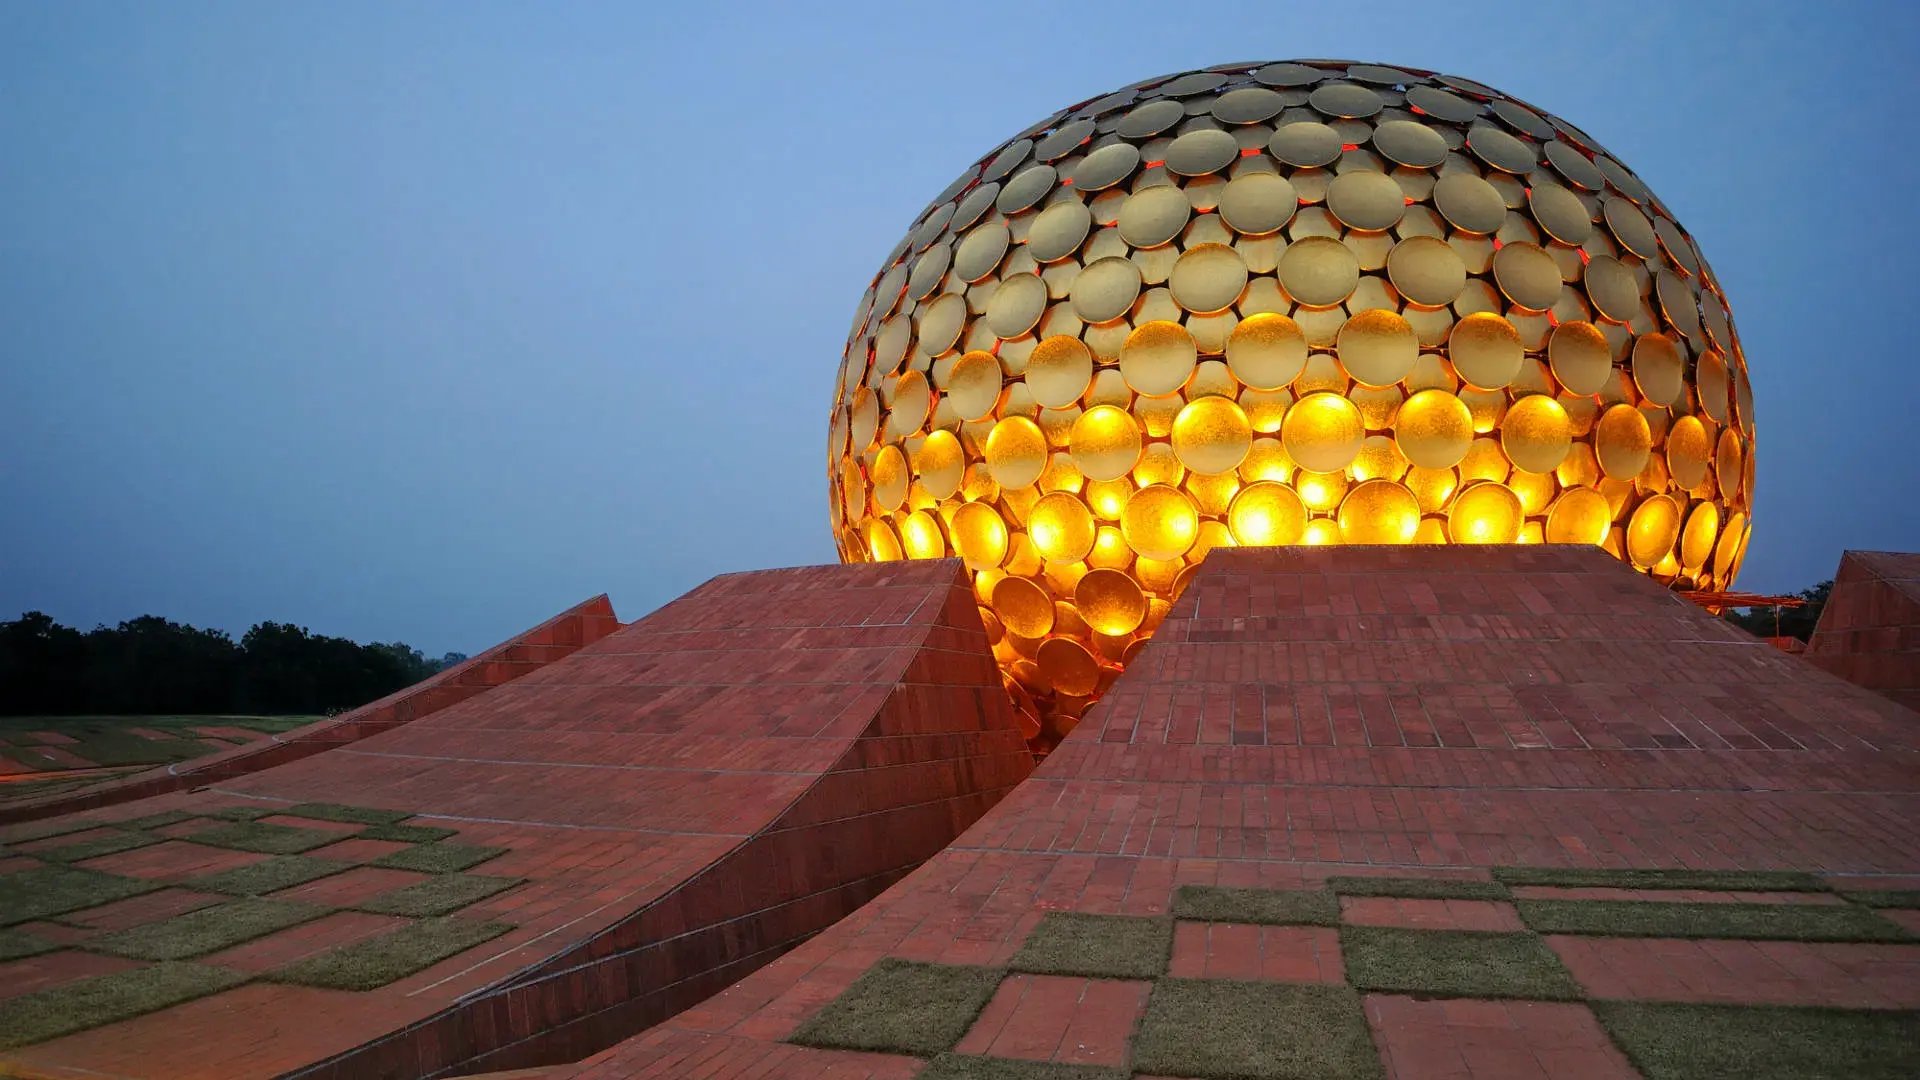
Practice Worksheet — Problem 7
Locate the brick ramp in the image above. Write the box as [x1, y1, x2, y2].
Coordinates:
[1806, 550, 1920, 711]
[0, 595, 623, 825]
[1, 562, 1030, 1080]
[558, 545, 1920, 1078]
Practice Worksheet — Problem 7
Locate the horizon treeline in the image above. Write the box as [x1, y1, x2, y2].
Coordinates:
[0, 611, 466, 717]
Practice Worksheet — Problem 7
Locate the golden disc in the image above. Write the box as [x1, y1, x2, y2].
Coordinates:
[1029, 491, 1097, 562]
[1625, 493, 1681, 568]
[1447, 481, 1523, 544]
[1447, 312, 1523, 389]
[1035, 636, 1100, 696]
[1283, 391, 1366, 473]
[1433, 171, 1507, 234]
[1336, 309, 1418, 388]
[1228, 481, 1307, 545]
[1491, 242, 1562, 311]
[1170, 243, 1250, 314]
[1547, 321, 1612, 395]
[1386, 235, 1467, 307]
[1394, 389, 1474, 469]
[1666, 415, 1711, 490]
[1171, 395, 1253, 475]
[1218, 172, 1298, 235]
[1631, 332, 1684, 407]
[1226, 311, 1308, 389]
[1070, 256, 1143, 323]
[1070, 405, 1143, 482]
[1027, 335, 1094, 408]
[1075, 568, 1148, 635]
[1121, 319, 1197, 396]
[985, 414, 1048, 488]
[1277, 235, 1360, 307]
[1269, 121, 1343, 167]
[1501, 394, 1573, 474]
[1117, 183, 1192, 248]
[1545, 488, 1611, 545]
[1121, 484, 1200, 560]
[1165, 127, 1240, 176]
[1338, 479, 1420, 544]
[991, 574, 1055, 637]
[987, 272, 1049, 337]
[1595, 403, 1652, 480]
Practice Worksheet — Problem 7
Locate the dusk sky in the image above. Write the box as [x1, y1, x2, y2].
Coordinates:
[4, 1, 1916, 656]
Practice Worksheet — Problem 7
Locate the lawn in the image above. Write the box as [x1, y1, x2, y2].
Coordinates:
[0, 715, 317, 775]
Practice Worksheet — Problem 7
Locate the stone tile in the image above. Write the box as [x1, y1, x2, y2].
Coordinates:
[1366, 994, 1638, 1080]
[0, 951, 147, 1002]
[953, 974, 1148, 1068]
[1340, 897, 1525, 932]
[203, 911, 411, 973]
[1169, 922, 1344, 984]
[61, 887, 228, 931]
[269, 866, 430, 906]
[1548, 935, 1920, 1008]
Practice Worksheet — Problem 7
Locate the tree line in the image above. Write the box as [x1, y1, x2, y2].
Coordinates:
[0, 612, 467, 717]
[1721, 580, 1831, 642]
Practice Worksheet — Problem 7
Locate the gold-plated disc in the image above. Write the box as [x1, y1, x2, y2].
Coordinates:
[885, 369, 931, 438]
[1696, 350, 1729, 423]
[1603, 197, 1658, 258]
[1583, 256, 1640, 324]
[1326, 170, 1407, 231]
[871, 445, 909, 510]
[1212, 86, 1286, 124]
[1656, 217, 1701, 275]
[1595, 403, 1652, 480]
[1228, 481, 1307, 545]
[1529, 183, 1592, 244]
[1034, 118, 1095, 162]
[1501, 394, 1573, 473]
[1277, 235, 1360, 307]
[952, 501, 1009, 571]
[1336, 309, 1417, 387]
[1170, 243, 1249, 314]
[1491, 98, 1555, 139]
[1545, 488, 1610, 545]
[1028, 491, 1097, 562]
[917, 292, 968, 357]
[1121, 484, 1199, 560]
[1406, 84, 1481, 123]
[1630, 332, 1684, 406]
[1254, 62, 1322, 87]
[915, 430, 965, 499]
[996, 164, 1057, 214]
[1071, 256, 1143, 323]
[1394, 389, 1474, 469]
[1035, 637, 1099, 696]
[987, 272, 1049, 337]
[1172, 395, 1253, 474]
[1338, 479, 1420, 544]
[1218, 172, 1297, 235]
[1543, 139, 1605, 191]
[1716, 427, 1744, 500]
[1372, 120, 1449, 167]
[1117, 99, 1185, 139]
[1225, 312, 1308, 390]
[1028, 200, 1093, 263]
[1121, 319, 1197, 396]
[1076, 568, 1147, 635]
[1547, 321, 1612, 395]
[1071, 142, 1141, 191]
[1466, 123, 1535, 173]
[1657, 271, 1703, 341]
[1117, 184, 1192, 248]
[1026, 335, 1094, 408]
[1679, 501, 1719, 571]
[1283, 391, 1365, 473]
[992, 574, 1055, 637]
[1447, 481, 1523, 543]
[985, 414, 1048, 488]
[1070, 405, 1143, 482]
[1491, 242, 1562, 311]
[945, 350, 1004, 421]
[1165, 127, 1240, 176]
[954, 220, 1012, 283]
[1665, 415, 1711, 490]
[1432, 172, 1506, 233]
[1448, 312, 1524, 389]
[1386, 235, 1467, 307]
[1269, 121, 1343, 167]
[1625, 493, 1680, 568]
[1308, 82, 1383, 119]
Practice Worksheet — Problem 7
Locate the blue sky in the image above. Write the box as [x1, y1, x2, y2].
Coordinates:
[2, 0, 1915, 655]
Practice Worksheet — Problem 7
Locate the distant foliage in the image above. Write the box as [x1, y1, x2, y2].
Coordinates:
[0, 612, 460, 716]
[1723, 580, 1832, 642]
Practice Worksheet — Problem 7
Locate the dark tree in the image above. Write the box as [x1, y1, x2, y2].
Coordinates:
[1723, 579, 1832, 642]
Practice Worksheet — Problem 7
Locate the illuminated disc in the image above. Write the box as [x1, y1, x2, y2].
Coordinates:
[1716, 428, 1744, 500]
[1226, 312, 1308, 390]
[1336, 309, 1418, 388]
[1630, 332, 1684, 407]
[1121, 320, 1197, 396]
[1372, 120, 1449, 168]
[1171, 396, 1253, 475]
[1595, 404, 1652, 480]
[1302, 518, 1340, 545]
[1433, 172, 1506, 234]
[1386, 236, 1467, 307]
[951, 501, 1009, 571]
[1283, 391, 1365, 473]
[1446, 312, 1523, 390]
[1070, 141, 1140, 191]
[1447, 482, 1523, 544]
[871, 445, 909, 510]
[1337, 480, 1420, 544]
[1352, 433, 1407, 481]
[985, 415, 1048, 488]
[1034, 119, 1094, 163]
[1036, 637, 1100, 696]
[987, 272, 1049, 338]
[1548, 322, 1613, 395]
[1117, 184, 1191, 248]
[1625, 494, 1681, 569]
[1170, 243, 1249, 314]
[1028, 200, 1093, 263]
[1228, 481, 1307, 546]
[1394, 389, 1474, 469]
[1070, 405, 1143, 482]
[1460, 437, 1509, 484]
[898, 511, 945, 559]
[885, 370, 932, 438]
[1501, 395, 1573, 474]
[848, 387, 879, 449]
[1218, 173, 1297, 235]
[1679, 501, 1719, 571]
[954, 221, 1012, 282]
[1070, 256, 1143, 323]
[1327, 170, 1406, 232]
[1277, 236, 1360, 307]
[915, 430, 964, 499]
[1491, 242, 1562, 311]
[1164, 127, 1239, 176]
[1121, 484, 1200, 560]
[1529, 183, 1593, 245]
[1028, 492, 1097, 562]
[1405, 465, 1457, 513]
[1714, 511, 1747, 580]
[866, 518, 903, 562]
[1269, 121, 1342, 167]
[1295, 469, 1348, 512]
[1666, 416, 1711, 490]
[1545, 488, 1611, 545]
[1075, 568, 1147, 635]
[1027, 335, 1094, 408]
[991, 575, 1055, 637]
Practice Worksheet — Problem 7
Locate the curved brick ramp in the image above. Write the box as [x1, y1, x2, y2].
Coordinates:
[0, 561, 1030, 1079]
[1807, 550, 1920, 712]
[0, 595, 623, 825]
[559, 546, 1920, 1079]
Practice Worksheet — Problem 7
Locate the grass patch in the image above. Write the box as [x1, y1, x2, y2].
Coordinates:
[918, 1056, 1126, 1080]
[1133, 978, 1381, 1079]
[1327, 876, 1510, 901]
[1593, 1001, 1920, 1079]
[37, 829, 163, 864]
[187, 820, 340, 854]
[1842, 890, 1920, 909]
[69, 735, 208, 767]
[188, 856, 353, 896]
[788, 958, 1003, 1056]
[1340, 926, 1580, 1000]
[0, 866, 159, 925]
[1010, 913, 1171, 979]
[270, 917, 511, 990]
[119, 810, 198, 830]
[1493, 867, 1827, 892]
[0, 928, 56, 961]
[1, 817, 106, 844]
[1172, 885, 1337, 926]
[372, 843, 506, 873]
[216, 716, 318, 733]
[357, 823, 456, 843]
[87, 898, 328, 960]
[283, 803, 408, 826]
[356, 874, 522, 917]
[1517, 900, 1912, 942]
[0, 962, 247, 1050]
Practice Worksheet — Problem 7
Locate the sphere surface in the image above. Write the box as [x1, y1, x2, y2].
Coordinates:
[827, 60, 1756, 751]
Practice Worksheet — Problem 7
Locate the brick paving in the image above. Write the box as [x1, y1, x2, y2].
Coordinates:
[1367, 995, 1640, 1080]
[1342, 896, 1526, 932]
[1168, 921, 1345, 983]
[1805, 550, 1920, 711]
[952, 973, 1149, 1067]
[1548, 935, 1920, 1008]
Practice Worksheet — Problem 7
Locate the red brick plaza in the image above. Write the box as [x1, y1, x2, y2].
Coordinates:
[2, 546, 1917, 1078]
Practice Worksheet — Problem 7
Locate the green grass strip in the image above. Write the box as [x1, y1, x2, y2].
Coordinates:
[1493, 867, 1828, 892]
[0, 962, 247, 1050]
[1327, 875, 1511, 900]
[283, 803, 409, 826]
[87, 898, 329, 960]
[186, 820, 341, 854]
[188, 856, 354, 897]
[1, 817, 107, 845]
[1517, 899, 1913, 942]
[1010, 913, 1172, 980]
[356, 874, 522, 917]
[0, 866, 159, 925]
[1841, 890, 1920, 909]
[270, 917, 511, 990]
[0, 928, 57, 961]
[1133, 978, 1382, 1080]
[357, 823, 456, 844]
[1172, 885, 1338, 926]
[1593, 1001, 1920, 1079]
[36, 829, 164, 864]
[918, 1055, 1127, 1080]
[371, 843, 507, 873]
[1340, 926, 1581, 1000]
[789, 958, 1003, 1056]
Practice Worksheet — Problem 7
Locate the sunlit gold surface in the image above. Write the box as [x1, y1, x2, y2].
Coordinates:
[829, 59, 1757, 749]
